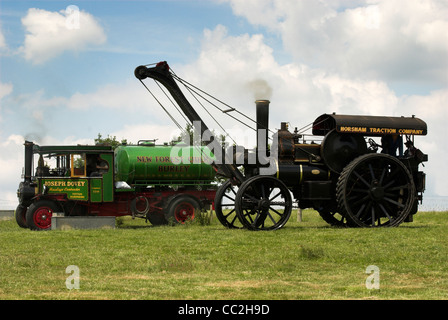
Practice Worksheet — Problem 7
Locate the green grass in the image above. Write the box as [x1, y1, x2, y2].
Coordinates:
[0, 210, 447, 300]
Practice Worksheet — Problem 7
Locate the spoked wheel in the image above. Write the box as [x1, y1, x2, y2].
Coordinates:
[336, 154, 416, 227]
[235, 176, 292, 231]
[214, 180, 244, 229]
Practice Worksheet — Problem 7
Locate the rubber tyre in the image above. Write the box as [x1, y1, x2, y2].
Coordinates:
[15, 204, 28, 228]
[26, 200, 59, 231]
[165, 196, 200, 224]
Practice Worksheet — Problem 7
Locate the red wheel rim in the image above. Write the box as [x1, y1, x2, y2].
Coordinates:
[33, 206, 53, 229]
[174, 202, 195, 223]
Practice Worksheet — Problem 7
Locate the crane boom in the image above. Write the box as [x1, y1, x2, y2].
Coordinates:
[135, 61, 245, 184]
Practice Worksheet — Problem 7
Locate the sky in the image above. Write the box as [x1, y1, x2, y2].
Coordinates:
[0, 0, 447, 209]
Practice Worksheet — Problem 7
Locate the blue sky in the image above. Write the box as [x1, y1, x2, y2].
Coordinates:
[0, 0, 447, 209]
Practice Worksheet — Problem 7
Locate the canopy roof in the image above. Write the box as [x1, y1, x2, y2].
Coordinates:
[312, 113, 427, 136]
[32, 143, 113, 156]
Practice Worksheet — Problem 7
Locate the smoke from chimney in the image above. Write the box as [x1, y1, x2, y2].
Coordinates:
[246, 79, 272, 100]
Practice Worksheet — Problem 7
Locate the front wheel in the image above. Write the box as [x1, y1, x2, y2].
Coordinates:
[15, 204, 28, 228]
[235, 176, 292, 231]
[26, 200, 60, 231]
[165, 196, 200, 224]
[214, 180, 244, 229]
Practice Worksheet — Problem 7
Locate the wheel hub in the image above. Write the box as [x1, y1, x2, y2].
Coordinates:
[370, 186, 385, 200]
[369, 180, 385, 201]
[258, 198, 270, 210]
[180, 209, 188, 217]
[34, 207, 52, 229]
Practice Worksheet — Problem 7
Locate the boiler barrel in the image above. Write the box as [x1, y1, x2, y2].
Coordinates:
[277, 163, 330, 187]
[115, 145, 216, 184]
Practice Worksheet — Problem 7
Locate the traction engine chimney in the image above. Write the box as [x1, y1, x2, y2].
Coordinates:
[255, 100, 270, 161]
[24, 141, 33, 183]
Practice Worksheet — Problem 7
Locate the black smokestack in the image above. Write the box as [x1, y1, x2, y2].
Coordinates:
[256, 100, 270, 160]
[24, 141, 34, 183]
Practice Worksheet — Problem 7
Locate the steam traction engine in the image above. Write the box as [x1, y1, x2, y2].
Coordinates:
[135, 61, 428, 230]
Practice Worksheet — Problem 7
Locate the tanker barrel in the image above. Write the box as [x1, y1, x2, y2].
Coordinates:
[115, 145, 216, 185]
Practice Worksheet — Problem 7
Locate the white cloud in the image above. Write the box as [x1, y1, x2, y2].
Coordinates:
[179, 25, 278, 105]
[3, 78, 189, 144]
[179, 26, 403, 132]
[224, 0, 448, 84]
[398, 89, 448, 196]
[20, 7, 106, 64]
[0, 134, 26, 209]
[65, 80, 149, 111]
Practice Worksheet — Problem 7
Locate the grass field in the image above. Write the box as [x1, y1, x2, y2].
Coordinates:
[0, 210, 447, 300]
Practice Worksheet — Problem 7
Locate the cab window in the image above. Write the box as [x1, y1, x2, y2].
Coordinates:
[71, 154, 86, 177]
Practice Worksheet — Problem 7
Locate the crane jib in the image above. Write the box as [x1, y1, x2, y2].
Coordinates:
[134, 62, 245, 184]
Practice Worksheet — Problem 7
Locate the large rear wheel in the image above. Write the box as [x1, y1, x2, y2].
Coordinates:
[336, 154, 416, 227]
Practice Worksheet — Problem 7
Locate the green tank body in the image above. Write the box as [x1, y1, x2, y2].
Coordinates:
[115, 144, 216, 185]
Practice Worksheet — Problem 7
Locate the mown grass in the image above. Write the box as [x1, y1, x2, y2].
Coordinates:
[0, 210, 447, 300]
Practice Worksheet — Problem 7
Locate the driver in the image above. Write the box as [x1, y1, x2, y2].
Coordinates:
[381, 134, 403, 157]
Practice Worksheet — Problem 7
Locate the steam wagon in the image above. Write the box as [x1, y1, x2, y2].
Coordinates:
[16, 140, 216, 230]
[135, 61, 428, 230]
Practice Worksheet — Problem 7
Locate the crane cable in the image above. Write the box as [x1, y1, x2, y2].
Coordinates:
[170, 71, 237, 146]
[171, 71, 275, 138]
[139, 77, 219, 171]
[138, 79, 186, 135]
